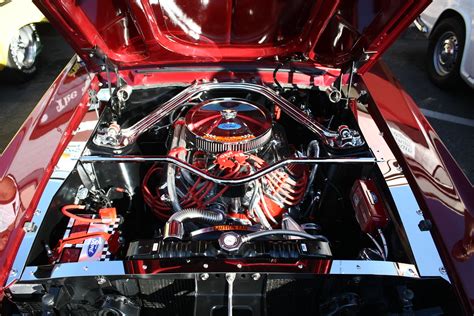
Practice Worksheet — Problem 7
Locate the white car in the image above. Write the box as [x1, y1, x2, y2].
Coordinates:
[416, 0, 474, 88]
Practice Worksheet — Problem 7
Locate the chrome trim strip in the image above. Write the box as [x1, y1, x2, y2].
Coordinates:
[20, 261, 125, 281]
[19, 260, 418, 281]
[8, 283, 44, 295]
[329, 260, 419, 278]
[389, 185, 450, 282]
[6, 179, 64, 286]
[80, 155, 379, 186]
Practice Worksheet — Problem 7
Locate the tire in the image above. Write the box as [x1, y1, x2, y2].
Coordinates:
[426, 17, 465, 88]
[3, 24, 41, 83]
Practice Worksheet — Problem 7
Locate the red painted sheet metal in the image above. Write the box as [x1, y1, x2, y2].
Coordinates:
[34, 0, 431, 72]
[0, 58, 96, 293]
[362, 61, 474, 313]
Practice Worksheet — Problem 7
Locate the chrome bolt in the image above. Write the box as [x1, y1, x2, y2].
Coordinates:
[142, 264, 148, 270]
[439, 267, 447, 275]
[237, 264, 242, 269]
[297, 264, 304, 269]
[251, 273, 261, 281]
[96, 276, 106, 285]
[42, 294, 55, 307]
[83, 266, 88, 271]
[10, 269, 17, 276]
[356, 265, 361, 270]
[203, 263, 209, 269]
[416, 209, 423, 215]
[200, 273, 209, 281]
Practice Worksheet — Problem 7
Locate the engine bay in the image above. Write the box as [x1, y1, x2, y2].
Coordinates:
[7, 80, 461, 315]
[40, 82, 400, 265]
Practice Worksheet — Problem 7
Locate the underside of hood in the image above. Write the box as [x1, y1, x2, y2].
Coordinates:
[34, 0, 431, 72]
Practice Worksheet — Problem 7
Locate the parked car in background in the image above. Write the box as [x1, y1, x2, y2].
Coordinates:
[0, 0, 46, 82]
[416, 0, 474, 88]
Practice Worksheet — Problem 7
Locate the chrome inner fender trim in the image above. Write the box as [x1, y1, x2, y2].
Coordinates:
[389, 185, 450, 282]
[20, 261, 126, 281]
[329, 260, 420, 278]
[5, 179, 64, 287]
[19, 260, 418, 281]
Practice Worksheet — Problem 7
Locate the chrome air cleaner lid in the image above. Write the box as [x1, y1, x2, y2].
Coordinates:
[185, 98, 272, 153]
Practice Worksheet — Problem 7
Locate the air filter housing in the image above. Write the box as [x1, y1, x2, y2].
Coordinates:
[185, 98, 272, 153]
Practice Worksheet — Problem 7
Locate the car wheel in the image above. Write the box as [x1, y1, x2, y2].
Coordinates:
[426, 17, 465, 88]
[5, 24, 41, 82]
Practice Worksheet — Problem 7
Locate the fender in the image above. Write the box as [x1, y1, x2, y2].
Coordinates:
[0, 56, 96, 294]
[362, 60, 474, 313]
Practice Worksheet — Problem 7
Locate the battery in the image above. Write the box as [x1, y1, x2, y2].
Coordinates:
[350, 179, 388, 233]
[54, 214, 120, 263]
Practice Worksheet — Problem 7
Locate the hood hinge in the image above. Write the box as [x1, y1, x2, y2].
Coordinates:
[85, 47, 130, 119]
[329, 61, 357, 107]
[354, 49, 378, 72]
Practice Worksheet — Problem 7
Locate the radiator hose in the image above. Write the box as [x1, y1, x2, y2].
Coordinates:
[163, 208, 226, 240]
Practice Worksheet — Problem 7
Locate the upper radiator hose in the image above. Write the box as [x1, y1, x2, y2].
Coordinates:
[163, 208, 226, 240]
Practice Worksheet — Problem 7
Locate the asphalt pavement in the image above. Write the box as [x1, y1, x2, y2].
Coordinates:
[383, 26, 474, 184]
[0, 25, 472, 183]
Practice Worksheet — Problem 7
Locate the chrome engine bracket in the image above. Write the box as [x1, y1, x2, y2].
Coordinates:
[93, 82, 365, 150]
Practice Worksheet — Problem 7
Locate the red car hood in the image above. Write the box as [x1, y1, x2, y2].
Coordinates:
[34, 0, 430, 72]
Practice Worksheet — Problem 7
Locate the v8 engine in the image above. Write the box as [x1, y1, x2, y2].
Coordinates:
[144, 98, 309, 240]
